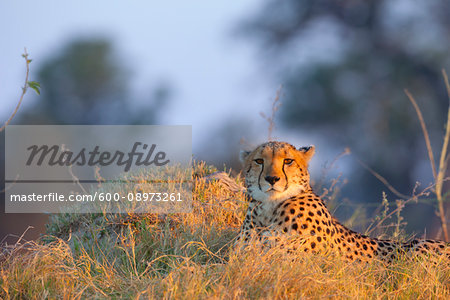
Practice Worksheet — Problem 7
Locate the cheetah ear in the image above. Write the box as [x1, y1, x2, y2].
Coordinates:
[239, 150, 251, 164]
[298, 145, 315, 162]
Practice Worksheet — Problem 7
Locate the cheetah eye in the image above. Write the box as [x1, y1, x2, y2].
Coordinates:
[284, 159, 294, 165]
[254, 158, 264, 165]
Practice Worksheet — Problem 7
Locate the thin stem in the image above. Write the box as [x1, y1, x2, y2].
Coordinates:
[356, 158, 409, 199]
[0, 48, 31, 132]
[404, 89, 437, 180]
[436, 69, 450, 241]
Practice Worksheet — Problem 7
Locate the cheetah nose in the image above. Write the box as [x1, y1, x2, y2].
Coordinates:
[265, 176, 280, 185]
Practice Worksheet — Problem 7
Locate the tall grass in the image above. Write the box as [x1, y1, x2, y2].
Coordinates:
[1, 72, 450, 298]
[1, 161, 449, 299]
[405, 70, 450, 242]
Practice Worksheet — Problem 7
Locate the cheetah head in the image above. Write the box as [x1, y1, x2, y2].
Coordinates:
[240, 141, 315, 202]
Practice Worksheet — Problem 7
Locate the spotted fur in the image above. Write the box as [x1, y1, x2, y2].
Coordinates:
[237, 141, 449, 262]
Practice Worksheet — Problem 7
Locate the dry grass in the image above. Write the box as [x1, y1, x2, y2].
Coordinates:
[405, 69, 450, 241]
[1, 161, 449, 299]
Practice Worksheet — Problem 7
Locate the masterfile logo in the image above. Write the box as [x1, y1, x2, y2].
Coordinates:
[26, 142, 170, 172]
[5, 125, 192, 213]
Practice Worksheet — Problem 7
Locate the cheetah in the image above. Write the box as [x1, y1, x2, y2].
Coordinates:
[237, 141, 449, 262]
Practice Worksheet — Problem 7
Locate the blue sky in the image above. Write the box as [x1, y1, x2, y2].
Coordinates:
[0, 1, 280, 154]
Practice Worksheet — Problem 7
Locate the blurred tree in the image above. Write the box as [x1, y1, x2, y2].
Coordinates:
[1, 37, 171, 242]
[239, 0, 450, 234]
[18, 37, 170, 124]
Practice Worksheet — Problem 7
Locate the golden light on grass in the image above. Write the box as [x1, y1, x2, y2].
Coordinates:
[1, 161, 449, 299]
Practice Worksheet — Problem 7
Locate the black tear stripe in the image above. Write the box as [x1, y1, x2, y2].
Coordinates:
[258, 163, 264, 191]
[282, 164, 288, 191]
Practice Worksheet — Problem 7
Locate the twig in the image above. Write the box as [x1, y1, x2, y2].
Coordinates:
[318, 147, 351, 199]
[405, 72, 450, 241]
[404, 89, 437, 180]
[435, 69, 450, 241]
[260, 86, 282, 141]
[366, 184, 434, 235]
[0, 49, 31, 132]
[61, 144, 88, 194]
[1, 174, 19, 194]
[356, 158, 409, 199]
